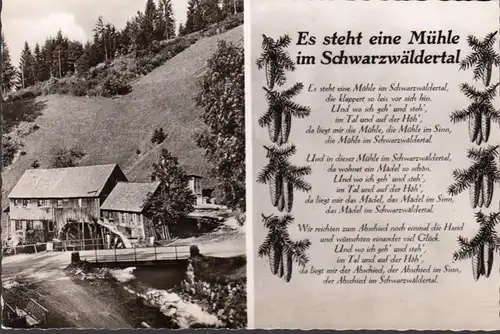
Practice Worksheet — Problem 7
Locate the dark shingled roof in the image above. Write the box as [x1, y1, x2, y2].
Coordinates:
[100, 182, 161, 213]
[8, 164, 121, 199]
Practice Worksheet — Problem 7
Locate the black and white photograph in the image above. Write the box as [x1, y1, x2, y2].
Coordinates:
[1, 0, 245, 329]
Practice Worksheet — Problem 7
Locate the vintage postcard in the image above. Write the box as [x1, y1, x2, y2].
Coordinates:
[1, 0, 245, 329]
[250, 0, 500, 330]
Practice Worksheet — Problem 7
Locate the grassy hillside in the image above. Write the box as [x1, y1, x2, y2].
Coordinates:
[1, 25, 243, 212]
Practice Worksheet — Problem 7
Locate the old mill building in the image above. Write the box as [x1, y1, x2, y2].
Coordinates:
[7, 164, 203, 244]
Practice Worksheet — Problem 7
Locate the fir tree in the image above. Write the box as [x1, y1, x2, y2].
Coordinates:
[144, 149, 197, 239]
[53, 29, 70, 77]
[184, 0, 204, 35]
[17, 41, 36, 88]
[222, 0, 243, 16]
[160, 0, 176, 40]
[93, 16, 108, 62]
[42, 38, 56, 79]
[141, 0, 157, 46]
[67, 41, 84, 75]
[195, 40, 245, 210]
[33, 43, 44, 83]
[1, 33, 17, 93]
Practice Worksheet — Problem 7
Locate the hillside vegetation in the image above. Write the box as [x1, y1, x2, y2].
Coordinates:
[1, 25, 243, 209]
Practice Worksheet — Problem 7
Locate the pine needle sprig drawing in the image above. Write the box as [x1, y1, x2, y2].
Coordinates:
[448, 145, 500, 208]
[256, 34, 295, 89]
[459, 31, 500, 86]
[258, 82, 311, 146]
[257, 34, 311, 146]
[450, 83, 500, 144]
[258, 214, 311, 282]
[257, 145, 312, 212]
[453, 211, 500, 280]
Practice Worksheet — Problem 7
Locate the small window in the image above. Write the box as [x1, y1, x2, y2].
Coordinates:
[22, 200, 29, 207]
[48, 221, 55, 232]
[25, 221, 33, 230]
[15, 221, 22, 231]
[57, 200, 63, 207]
[33, 221, 43, 230]
[13, 199, 19, 207]
[45, 200, 51, 207]
[37, 199, 44, 207]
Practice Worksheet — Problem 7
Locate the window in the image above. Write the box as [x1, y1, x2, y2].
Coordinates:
[22, 199, 30, 207]
[13, 199, 19, 207]
[15, 221, 22, 231]
[33, 221, 43, 230]
[48, 221, 55, 232]
[25, 221, 33, 230]
[45, 200, 51, 207]
[57, 200, 63, 207]
[37, 199, 44, 207]
[78, 198, 83, 208]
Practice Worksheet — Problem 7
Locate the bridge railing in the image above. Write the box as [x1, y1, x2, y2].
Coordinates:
[78, 243, 192, 263]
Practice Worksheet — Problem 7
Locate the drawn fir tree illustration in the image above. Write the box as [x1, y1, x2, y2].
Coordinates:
[256, 34, 311, 146]
[258, 214, 311, 282]
[258, 145, 311, 212]
[450, 31, 500, 145]
[448, 31, 500, 281]
[448, 145, 500, 209]
[256, 34, 313, 283]
[453, 212, 500, 281]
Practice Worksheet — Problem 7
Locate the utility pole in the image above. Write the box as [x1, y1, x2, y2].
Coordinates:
[233, 0, 237, 15]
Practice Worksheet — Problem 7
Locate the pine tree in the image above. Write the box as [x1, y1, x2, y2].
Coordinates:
[144, 149, 197, 239]
[184, 0, 204, 35]
[178, 23, 186, 36]
[53, 30, 70, 77]
[67, 41, 84, 75]
[93, 16, 108, 62]
[195, 40, 245, 210]
[33, 43, 44, 83]
[201, 0, 222, 25]
[17, 41, 36, 88]
[141, 0, 157, 46]
[222, 0, 243, 17]
[1, 33, 17, 93]
[42, 38, 56, 79]
[160, 0, 176, 40]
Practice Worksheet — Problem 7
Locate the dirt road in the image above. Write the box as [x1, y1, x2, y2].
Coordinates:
[3, 252, 133, 328]
[2, 218, 245, 328]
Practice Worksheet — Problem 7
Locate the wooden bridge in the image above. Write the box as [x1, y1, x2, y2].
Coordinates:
[77, 244, 192, 266]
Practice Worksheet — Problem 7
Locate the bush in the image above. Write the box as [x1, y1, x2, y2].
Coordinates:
[31, 159, 40, 169]
[2, 136, 18, 167]
[50, 146, 86, 168]
[102, 72, 132, 97]
[151, 128, 167, 144]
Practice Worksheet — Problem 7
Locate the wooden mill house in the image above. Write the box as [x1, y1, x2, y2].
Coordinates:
[8, 164, 127, 244]
[100, 182, 162, 242]
[7, 163, 205, 246]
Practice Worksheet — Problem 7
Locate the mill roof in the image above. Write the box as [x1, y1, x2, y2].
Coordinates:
[8, 164, 123, 199]
[100, 182, 161, 213]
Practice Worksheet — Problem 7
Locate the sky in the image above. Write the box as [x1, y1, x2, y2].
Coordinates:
[3, 0, 189, 65]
